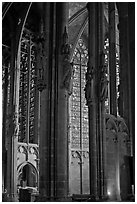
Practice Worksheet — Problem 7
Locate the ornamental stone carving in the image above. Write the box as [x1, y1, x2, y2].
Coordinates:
[71, 150, 89, 159]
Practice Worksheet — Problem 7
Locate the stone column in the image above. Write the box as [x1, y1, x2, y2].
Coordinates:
[86, 3, 98, 200]
[98, 3, 108, 199]
[6, 32, 19, 202]
[37, 2, 51, 200]
[87, 3, 108, 200]
[2, 58, 9, 193]
[55, 3, 69, 200]
[109, 3, 121, 201]
[128, 3, 135, 192]
[117, 3, 132, 148]
[38, 3, 69, 201]
[108, 3, 117, 116]
[117, 2, 135, 194]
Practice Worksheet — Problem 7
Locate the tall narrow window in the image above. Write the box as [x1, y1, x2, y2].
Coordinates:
[69, 38, 89, 194]
[18, 28, 38, 144]
[70, 38, 89, 149]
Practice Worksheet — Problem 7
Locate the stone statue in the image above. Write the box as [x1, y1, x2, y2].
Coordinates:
[100, 65, 108, 102]
[61, 26, 70, 55]
[61, 26, 73, 94]
[36, 33, 46, 91]
[13, 112, 19, 137]
[84, 62, 94, 105]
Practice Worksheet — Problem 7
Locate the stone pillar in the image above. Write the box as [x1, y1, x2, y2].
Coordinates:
[117, 2, 135, 194]
[128, 3, 135, 192]
[117, 3, 131, 125]
[38, 2, 69, 201]
[55, 3, 69, 200]
[86, 3, 98, 200]
[108, 3, 121, 201]
[2, 59, 9, 193]
[117, 3, 133, 149]
[98, 3, 108, 199]
[87, 3, 108, 200]
[37, 3, 51, 200]
[6, 32, 19, 202]
[108, 3, 117, 116]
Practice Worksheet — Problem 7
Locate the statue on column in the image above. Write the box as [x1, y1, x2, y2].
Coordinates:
[61, 26, 74, 95]
[36, 18, 46, 92]
[99, 52, 109, 102]
[13, 110, 19, 138]
[84, 61, 94, 106]
[117, 84, 121, 116]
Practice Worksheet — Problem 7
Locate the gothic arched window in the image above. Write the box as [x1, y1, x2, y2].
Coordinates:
[18, 28, 39, 144]
[70, 38, 89, 149]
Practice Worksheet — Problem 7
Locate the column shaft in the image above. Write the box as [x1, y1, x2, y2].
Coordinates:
[55, 2, 69, 199]
[118, 3, 131, 136]
[87, 3, 98, 199]
[108, 3, 117, 116]
[98, 3, 107, 199]
[6, 33, 18, 202]
[38, 2, 52, 199]
[2, 61, 9, 192]
[87, 3, 108, 200]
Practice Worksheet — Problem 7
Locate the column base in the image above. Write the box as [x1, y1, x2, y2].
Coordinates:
[88, 194, 99, 202]
[98, 195, 109, 201]
[3, 193, 19, 202]
[87, 194, 109, 202]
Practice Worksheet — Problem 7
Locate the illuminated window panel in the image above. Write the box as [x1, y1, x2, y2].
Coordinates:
[18, 29, 37, 144]
[70, 38, 89, 149]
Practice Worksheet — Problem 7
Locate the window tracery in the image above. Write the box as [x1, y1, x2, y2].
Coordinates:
[70, 38, 89, 149]
[18, 28, 38, 144]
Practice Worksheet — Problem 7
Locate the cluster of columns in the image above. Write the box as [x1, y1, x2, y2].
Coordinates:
[38, 3, 70, 201]
[117, 2, 135, 191]
[36, 2, 135, 201]
[86, 3, 107, 200]
[38, 3, 109, 200]
[85, 2, 134, 201]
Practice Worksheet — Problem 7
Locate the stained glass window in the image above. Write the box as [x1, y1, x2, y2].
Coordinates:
[104, 38, 110, 113]
[18, 28, 38, 143]
[2, 45, 11, 139]
[70, 38, 89, 149]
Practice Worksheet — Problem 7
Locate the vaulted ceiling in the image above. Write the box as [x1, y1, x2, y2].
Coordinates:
[2, 2, 108, 58]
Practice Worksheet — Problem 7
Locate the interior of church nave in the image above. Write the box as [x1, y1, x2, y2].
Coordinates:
[2, 2, 135, 202]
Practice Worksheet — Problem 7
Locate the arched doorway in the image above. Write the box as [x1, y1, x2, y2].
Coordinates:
[17, 163, 38, 189]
